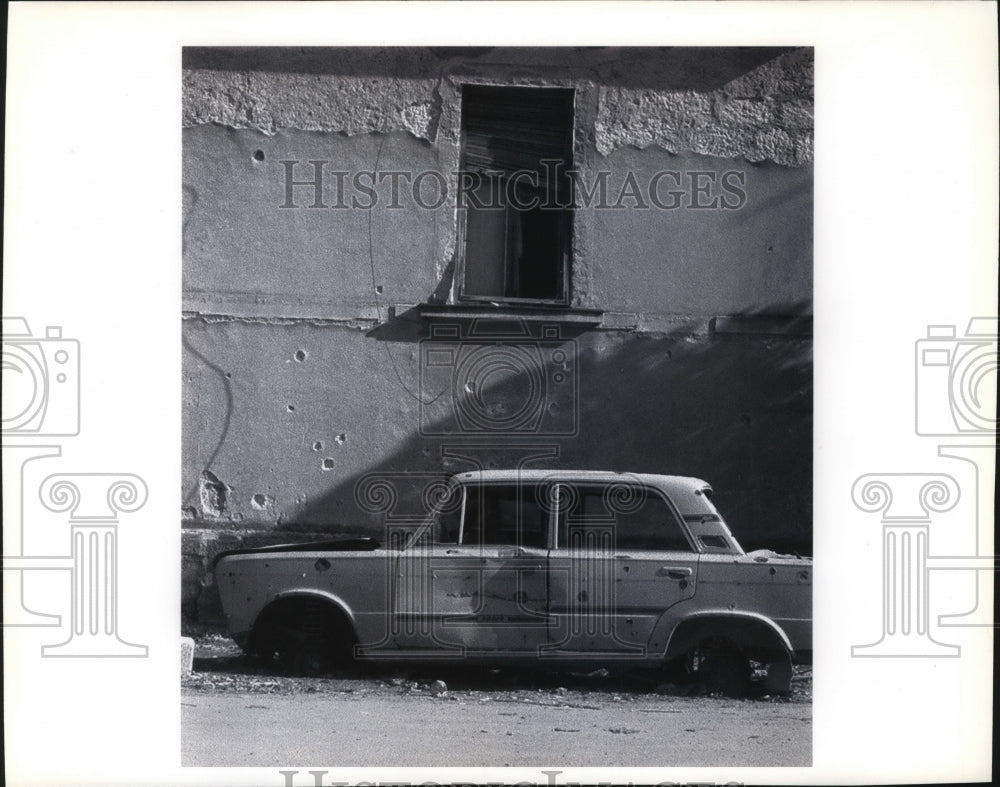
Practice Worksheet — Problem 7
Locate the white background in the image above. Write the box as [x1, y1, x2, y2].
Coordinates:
[4, 2, 997, 785]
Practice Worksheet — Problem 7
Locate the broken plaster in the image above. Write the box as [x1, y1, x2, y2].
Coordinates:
[183, 69, 441, 141]
[182, 311, 377, 331]
[595, 50, 813, 166]
[183, 49, 812, 166]
[199, 470, 230, 518]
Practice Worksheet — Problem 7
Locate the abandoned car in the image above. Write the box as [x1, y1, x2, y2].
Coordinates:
[214, 470, 812, 694]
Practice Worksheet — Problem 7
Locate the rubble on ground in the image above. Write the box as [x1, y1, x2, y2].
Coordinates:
[182, 634, 812, 704]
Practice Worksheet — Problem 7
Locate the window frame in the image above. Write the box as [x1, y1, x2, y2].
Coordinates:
[456, 480, 553, 549]
[456, 83, 576, 308]
[552, 482, 696, 553]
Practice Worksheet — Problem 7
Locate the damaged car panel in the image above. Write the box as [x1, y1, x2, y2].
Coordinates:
[214, 470, 811, 693]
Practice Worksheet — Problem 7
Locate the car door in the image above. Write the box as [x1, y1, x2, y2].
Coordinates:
[544, 481, 698, 657]
[394, 480, 552, 655]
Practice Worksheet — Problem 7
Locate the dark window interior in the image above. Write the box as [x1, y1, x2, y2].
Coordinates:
[460, 85, 574, 302]
[462, 483, 547, 548]
[699, 534, 730, 550]
[560, 485, 691, 551]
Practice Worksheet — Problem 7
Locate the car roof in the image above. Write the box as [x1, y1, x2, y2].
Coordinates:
[449, 469, 711, 496]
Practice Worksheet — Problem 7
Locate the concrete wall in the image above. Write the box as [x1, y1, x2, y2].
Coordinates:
[182, 47, 813, 625]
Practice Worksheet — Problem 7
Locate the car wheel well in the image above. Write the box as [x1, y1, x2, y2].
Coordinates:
[664, 616, 793, 697]
[665, 616, 790, 664]
[247, 595, 358, 673]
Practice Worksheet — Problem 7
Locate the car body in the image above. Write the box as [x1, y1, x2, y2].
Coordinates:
[214, 470, 811, 693]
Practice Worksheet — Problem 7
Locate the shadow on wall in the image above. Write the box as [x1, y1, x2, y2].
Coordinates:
[182, 46, 801, 93]
[296, 305, 813, 556]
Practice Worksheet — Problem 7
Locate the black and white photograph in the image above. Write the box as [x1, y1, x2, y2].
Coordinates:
[3, 3, 995, 786]
[179, 45, 814, 767]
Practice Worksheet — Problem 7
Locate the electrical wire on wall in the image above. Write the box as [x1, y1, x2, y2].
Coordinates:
[366, 132, 442, 406]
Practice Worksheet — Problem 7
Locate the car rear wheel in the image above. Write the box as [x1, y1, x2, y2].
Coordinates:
[249, 597, 357, 676]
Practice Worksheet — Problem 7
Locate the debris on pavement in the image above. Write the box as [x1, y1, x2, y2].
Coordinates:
[181, 633, 812, 705]
[429, 680, 448, 696]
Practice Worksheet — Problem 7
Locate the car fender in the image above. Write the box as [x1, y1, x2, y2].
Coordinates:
[652, 607, 794, 661]
[263, 587, 359, 627]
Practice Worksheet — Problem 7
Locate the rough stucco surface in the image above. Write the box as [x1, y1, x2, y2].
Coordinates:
[183, 47, 813, 166]
[595, 49, 813, 165]
[183, 69, 441, 140]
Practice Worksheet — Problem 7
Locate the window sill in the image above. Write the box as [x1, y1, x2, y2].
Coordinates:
[418, 302, 603, 327]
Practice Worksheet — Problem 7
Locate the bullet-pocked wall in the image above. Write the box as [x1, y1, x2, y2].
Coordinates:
[182, 47, 813, 624]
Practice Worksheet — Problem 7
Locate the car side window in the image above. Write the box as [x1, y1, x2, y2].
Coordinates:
[560, 484, 692, 551]
[461, 483, 547, 548]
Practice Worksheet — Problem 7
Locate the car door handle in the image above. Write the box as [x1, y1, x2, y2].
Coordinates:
[659, 567, 693, 579]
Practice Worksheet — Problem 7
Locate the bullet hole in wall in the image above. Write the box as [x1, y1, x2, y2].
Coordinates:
[322, 458, 335, 471]
[334, 433, 346, 445]
[375, 286, 383, 295]
[287, 405, 295, 413]
[253, 149, 265, 162]
[313, 441, 323, 451]
[294, 349, 307, 362]
[251, 494, 274, 510]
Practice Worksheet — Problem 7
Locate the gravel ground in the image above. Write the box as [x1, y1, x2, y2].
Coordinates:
[182, 634, 812, 767]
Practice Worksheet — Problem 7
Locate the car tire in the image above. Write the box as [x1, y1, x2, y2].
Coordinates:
[282, 642, 332, 676]
[764, 654, 793, 695]
[699, 648, 752, 697]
